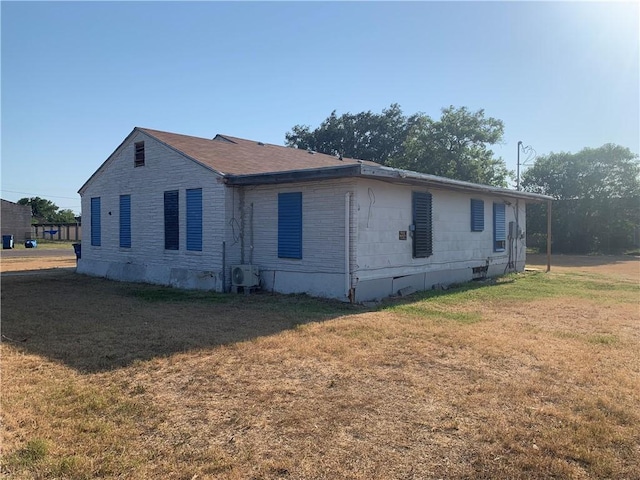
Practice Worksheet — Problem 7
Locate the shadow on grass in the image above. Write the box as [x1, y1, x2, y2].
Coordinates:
[0, 272, 360, 374]
[1, 271, 534, 374]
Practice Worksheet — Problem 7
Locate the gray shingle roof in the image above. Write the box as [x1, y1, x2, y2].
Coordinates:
[138, 128, 379, 176]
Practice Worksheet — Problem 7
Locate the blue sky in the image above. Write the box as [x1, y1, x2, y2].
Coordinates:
[2, 1, 638, 214]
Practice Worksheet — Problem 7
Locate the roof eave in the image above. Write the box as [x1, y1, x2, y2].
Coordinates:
[225, 163, 552, 202]
[359, 165, 553, 202]
[224, 164, 363, 185]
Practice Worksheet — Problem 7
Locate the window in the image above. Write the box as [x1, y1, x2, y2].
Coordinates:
[164, 190, 179, 250]
[186, 188, 202, 251]
[493, 202, 506, 252]
[90, 197, 101, 246]
[134, 141, 145, 167]
[470, 199, 484, 232]
[278, 192, 302, 259]
[412, 191, 433, 258]
[120, 195, 131, 248]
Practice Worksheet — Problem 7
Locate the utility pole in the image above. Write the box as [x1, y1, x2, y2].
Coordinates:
[516, 141, 523, 191]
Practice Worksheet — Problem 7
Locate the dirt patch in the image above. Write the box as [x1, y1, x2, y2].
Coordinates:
[1, 247, 76, 273]
[0, 255, 76, 273]
[527, 253, 639, 280]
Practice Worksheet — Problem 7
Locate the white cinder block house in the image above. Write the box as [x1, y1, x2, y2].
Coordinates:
[78, 127, 551, 302]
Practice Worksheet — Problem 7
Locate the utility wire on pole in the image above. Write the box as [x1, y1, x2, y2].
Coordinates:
[514, 141, 537, 273]
[516, 141, 536, 191]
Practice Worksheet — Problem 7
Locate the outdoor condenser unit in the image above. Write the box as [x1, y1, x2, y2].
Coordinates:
[231, 265, 260, 288]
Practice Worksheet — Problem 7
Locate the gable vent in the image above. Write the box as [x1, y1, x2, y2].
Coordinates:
[213, 134, 236, 144]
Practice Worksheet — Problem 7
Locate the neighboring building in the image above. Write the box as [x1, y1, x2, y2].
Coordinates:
[1, 199, 32, 242]
[33, 222, 82, 241]
[78, 127, 552, 302]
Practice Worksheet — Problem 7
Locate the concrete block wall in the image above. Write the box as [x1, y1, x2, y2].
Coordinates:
[226, 179, 356, 299]
[351, 179, 527, 301]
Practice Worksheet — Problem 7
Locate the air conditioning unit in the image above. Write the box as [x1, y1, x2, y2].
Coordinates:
[231, 264, 260, 288]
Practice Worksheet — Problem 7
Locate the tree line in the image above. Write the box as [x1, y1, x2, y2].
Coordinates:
[17, 197, 77, 224]
[286, 104, 640, 254]
[522, 145, 639, 254]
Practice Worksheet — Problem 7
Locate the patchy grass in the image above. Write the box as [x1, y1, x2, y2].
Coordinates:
[127, 285, 235, 303]
[1, 258, 639, 479]
[4, 438, 48, 469]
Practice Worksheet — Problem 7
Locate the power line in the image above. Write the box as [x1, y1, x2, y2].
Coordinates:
[1, 189, 79, 200]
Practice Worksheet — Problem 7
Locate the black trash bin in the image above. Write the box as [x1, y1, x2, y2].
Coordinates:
[72, 243, 81, 260]
[2, 235, 14, 249]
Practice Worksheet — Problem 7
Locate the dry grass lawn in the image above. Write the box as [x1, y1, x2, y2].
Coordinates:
[0, 256, 76, 273]
[1, 255, 639, 479]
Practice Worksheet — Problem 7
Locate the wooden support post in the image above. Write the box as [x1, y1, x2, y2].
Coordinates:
[546, 199, 552, 272]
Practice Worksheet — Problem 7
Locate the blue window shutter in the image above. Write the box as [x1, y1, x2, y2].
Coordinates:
[412, 191, 433, 258]
[90, 197, 101, 246]
[278, 192, 302, 259]
[471, 199, 484, 232]
[164, 190, 179, 250]
[186, 188, 202, 251]
[119, 195, 131, 248]
[493, 203, 506, 251]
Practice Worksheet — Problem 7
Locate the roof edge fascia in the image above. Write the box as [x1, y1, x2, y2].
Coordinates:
[224, 163, 552, 202]
[359, 165, 553, 202]
[224, 164, 363, 185]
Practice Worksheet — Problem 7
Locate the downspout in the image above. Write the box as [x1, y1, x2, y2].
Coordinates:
[249, 202, 254, 265]
[239, 188, 245, 264]
[345, 192, 352, 302]
[515, 199, 519, 271]
[222, 241, 226, 292]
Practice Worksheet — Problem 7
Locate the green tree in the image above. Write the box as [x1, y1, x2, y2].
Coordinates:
[285, 103, 421, 165]
[392, 106, 510, 187]
[17, 197, 76, 223]
[521, 144, 640, 199]
[522, 144, 640, 254]
[286, 104, 510, 186]
[55, 209, 77, 223]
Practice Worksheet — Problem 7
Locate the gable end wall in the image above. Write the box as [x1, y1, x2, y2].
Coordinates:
[78, 131, 226, 290]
